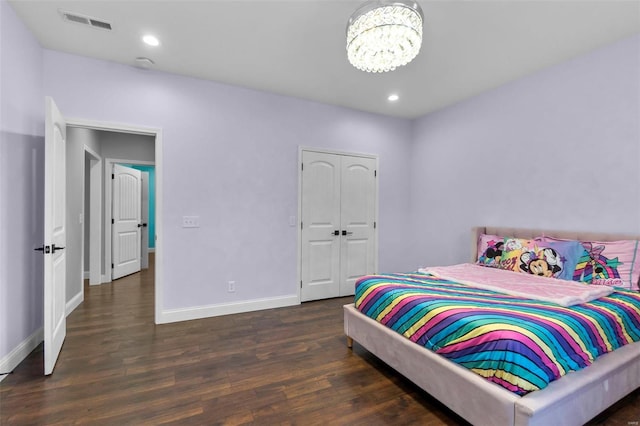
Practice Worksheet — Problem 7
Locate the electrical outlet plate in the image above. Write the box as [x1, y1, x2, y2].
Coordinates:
[228, 281, 236, 293]
[182, 216, 200, 228]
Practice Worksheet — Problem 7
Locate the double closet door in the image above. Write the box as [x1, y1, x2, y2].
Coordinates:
[300, 150, 377, 302]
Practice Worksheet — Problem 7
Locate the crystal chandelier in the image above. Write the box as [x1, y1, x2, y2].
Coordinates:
[346, 0, 424, 73]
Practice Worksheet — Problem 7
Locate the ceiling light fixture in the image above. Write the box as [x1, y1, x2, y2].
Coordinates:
[346, 0, 424, 73]
[388, 94, 399, 101]
[142, 34, 160, 46]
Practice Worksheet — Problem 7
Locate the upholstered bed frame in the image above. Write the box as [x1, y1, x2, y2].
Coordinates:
[344, 226, 640, 426]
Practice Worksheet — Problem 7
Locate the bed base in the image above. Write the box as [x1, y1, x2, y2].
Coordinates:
[344, 303, 640, 426]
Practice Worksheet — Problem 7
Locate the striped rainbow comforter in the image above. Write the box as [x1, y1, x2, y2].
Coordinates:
[354, 272, 640, 395]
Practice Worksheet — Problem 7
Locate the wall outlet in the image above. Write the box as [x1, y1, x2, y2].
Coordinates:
[182, 216, 200, 228]
[228, 281, 236, 293]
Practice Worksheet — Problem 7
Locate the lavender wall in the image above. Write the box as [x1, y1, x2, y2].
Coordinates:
[4, 0, 637, 365]
[0, 0, 44, 362]
[408, 34, 640, 268]
[43, 51, 414, 311]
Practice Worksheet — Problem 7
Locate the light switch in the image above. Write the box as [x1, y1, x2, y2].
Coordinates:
[288, 215, 297, 227]
[182, 216, 200, 228]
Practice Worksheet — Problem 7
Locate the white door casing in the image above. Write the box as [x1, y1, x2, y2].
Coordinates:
[87, 148, 102, 286]
[44, 97, 67, 375]
[300, 149, 377, 302]
[112, 164, 142, 280]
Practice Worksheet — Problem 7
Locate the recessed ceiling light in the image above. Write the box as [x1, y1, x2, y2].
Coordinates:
[142, 34, 160, 46]
[388, 94, 399, 102]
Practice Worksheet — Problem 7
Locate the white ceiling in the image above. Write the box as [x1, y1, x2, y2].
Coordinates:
[8, 0, 640, 119]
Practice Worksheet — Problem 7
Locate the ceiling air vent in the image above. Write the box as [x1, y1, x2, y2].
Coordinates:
[60, 10, 112, 31]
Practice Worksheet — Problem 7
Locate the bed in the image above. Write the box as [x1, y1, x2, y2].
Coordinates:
[344, 226, 640, 426]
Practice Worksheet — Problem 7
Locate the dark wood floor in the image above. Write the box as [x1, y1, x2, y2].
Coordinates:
[1, 257, 638, 425]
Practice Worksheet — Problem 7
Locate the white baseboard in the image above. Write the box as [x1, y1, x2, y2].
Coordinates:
[66, 291, 84, 316]
[157, 294, 299, 324]
[101, 274, 111, 284]
[83, 271, 90, 279]
[149, 248, 155, 253]
[0, 327, 43, 380]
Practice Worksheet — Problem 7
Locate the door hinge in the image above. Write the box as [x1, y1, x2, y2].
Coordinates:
[300, 280, 303, 288]
[374, 221, 377, 229]
[301, 163, 304, 171]
[301, 221, 303, 230]
[374, 170, 377, 177]
[111, 218, 114, 224]
[112, 173, 114, 179]
[111, 263, 114, 269]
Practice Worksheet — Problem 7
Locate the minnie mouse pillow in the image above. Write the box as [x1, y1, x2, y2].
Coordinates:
[500, 238, 582, 281]
[477, 234, 504, 268]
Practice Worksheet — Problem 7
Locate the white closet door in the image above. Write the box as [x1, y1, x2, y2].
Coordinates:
[300, 150, 377, 302]
[112, 164, 142, 280]
[339, 156, 377, 296]
[300, 151, 341, 302]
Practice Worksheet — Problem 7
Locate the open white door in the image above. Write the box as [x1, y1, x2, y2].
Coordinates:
[140, 171, 149, 270]
[112, 164, 142, 280]
[43, 97, 67, 375]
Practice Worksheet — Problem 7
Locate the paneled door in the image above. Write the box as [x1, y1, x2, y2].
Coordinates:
[112, 164, 142, 280]
[43, 97, 67, 375]
[339, 155, 377, 297]
[300, 150, 377, 302]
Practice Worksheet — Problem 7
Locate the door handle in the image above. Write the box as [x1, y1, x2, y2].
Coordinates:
[52, 244, 65, 253]
[342, 230, 353, 236]
[34, 245, 51, 254]
[332, 230, 340, 236]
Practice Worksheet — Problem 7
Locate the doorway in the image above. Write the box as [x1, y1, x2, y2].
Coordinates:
[67, 118, 163, 324]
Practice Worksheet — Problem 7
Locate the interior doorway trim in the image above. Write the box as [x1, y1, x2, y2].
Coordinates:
[66, 117, 164, 325]
[83, 145, 102, 287]
[296, 146, 380, 303]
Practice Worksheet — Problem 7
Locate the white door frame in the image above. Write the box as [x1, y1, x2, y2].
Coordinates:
[82, 145, 102, 287]
[297, 146, 379, 302]
[66, 117, 163, 324]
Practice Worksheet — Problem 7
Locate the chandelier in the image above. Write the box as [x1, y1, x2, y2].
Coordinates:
[346, 0, 424, 73]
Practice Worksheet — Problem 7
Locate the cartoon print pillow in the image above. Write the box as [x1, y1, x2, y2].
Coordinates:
[500, 238, 582, 281]
[545, 237, 640, 291]
[477, 234, 504, 267]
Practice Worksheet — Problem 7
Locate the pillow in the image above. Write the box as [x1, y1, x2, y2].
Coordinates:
[500, 237, 582, 281]
[477, 234, 504, 267]
[544, 236, 640, 291]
